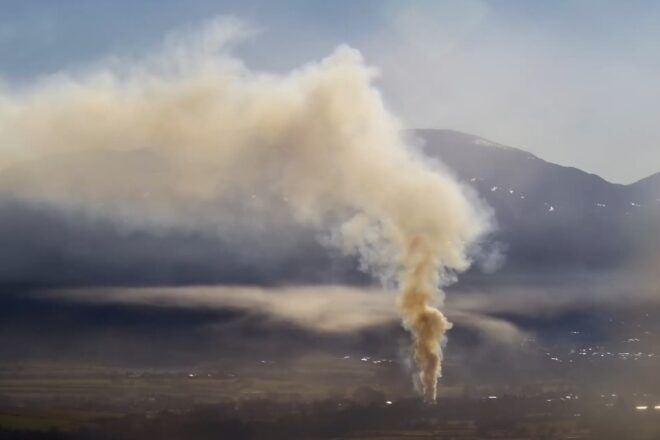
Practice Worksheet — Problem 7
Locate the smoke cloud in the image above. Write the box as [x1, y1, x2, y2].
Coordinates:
[41, 284, 528, 349]
[0, 18, 489, 399]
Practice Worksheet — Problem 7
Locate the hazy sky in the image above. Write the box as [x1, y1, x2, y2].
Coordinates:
[2, 0, 659, 183]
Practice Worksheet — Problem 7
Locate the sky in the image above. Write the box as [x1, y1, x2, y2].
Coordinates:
[1, 0, 660, 183]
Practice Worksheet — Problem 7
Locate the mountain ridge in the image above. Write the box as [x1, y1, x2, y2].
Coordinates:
[0, 128, 657, 288]
[414, 129, 658, 188]
[412, 129, 660, 273]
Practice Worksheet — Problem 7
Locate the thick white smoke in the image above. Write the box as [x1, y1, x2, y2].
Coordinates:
[0, 18, 490, 400]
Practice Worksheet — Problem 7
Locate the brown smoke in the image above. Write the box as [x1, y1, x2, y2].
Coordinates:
[398, 236, 452, 401]
[0, 18, 490, 399]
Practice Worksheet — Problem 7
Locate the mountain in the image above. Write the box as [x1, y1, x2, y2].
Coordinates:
[413, 129, 660, 273]
[630, 172, 660, 202]
[0, 129, 657, 289]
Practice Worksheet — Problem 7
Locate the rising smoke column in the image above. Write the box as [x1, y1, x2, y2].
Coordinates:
[0, 18, 489, 399]
[399, 237, 452, 401]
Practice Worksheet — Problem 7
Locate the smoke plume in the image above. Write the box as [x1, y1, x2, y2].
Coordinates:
[0, 18, 489, 399]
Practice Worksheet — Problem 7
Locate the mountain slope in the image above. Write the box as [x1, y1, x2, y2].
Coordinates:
[0, 129, 657, 288]
[630, 172, 660, 203]
[413, 129, 660, 272]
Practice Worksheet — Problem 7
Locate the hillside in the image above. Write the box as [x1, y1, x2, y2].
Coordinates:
[413, 129, 660, 272]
